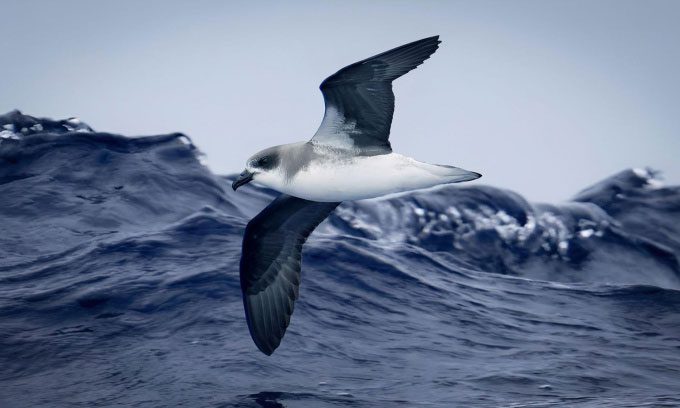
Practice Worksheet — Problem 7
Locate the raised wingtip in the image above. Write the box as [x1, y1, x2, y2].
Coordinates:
[413, 35, 441, 47]
[319, 35, 443, 90]
[422, 35, 441, 45]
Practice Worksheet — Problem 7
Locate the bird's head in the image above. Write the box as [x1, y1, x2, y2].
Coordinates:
[232, 146, 281, 191]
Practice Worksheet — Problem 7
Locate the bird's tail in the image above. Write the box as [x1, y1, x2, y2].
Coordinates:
[430, 163, 482, 184]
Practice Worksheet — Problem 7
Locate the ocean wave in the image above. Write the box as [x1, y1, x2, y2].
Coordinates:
[1, 111, 679, 407]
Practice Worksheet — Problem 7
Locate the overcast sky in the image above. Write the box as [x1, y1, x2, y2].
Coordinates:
[2, 0, 678, 202]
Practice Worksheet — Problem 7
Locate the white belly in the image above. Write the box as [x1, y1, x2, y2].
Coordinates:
[261, 153, 477, 202]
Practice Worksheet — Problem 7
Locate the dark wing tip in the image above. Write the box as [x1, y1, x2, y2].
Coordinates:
[419, 35, 442, 46]
[239, 195, 340, 356]
[253, 333, 276, 356]
[243, 297, 280, 355]
[260, 347, 274, 356]
[320, 35, 443, 88]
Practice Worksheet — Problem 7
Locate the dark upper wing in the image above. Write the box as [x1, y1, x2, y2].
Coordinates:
[240, 194, 340, 355]
[311, 36, 441, 154]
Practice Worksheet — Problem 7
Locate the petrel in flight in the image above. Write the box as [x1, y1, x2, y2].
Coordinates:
[232, 36, 480, 355]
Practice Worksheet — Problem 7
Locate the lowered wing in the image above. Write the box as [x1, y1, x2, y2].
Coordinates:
[239, 194, 340, 355]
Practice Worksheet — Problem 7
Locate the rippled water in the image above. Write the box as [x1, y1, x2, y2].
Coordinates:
[1, 111, 679, 407]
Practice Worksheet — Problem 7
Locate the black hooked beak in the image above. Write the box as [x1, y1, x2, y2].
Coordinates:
[232, 170, 254, 191]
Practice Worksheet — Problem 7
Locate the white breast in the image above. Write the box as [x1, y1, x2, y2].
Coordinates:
[260, 151, 473, 202]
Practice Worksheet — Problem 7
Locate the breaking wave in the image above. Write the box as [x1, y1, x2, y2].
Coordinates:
[1, 111, 679, 407]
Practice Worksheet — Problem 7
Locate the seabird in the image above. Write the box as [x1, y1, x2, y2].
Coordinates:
[232, 36, 480, 355]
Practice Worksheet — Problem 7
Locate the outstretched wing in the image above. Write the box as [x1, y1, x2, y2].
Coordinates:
[240, 194, 340, 355]
[311, 36, 441, 155]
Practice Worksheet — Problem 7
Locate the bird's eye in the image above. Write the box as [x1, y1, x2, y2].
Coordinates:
[258, 157, 269, 166]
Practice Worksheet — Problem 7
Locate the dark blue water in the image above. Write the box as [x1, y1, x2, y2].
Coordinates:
[1, 111, 679, 407]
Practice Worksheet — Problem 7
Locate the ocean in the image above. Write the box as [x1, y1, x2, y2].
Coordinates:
[1, 111, 679, 407]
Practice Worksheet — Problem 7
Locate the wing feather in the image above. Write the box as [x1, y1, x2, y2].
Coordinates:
[240, 194, 340, 355]
[311, 36, 441, 154]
